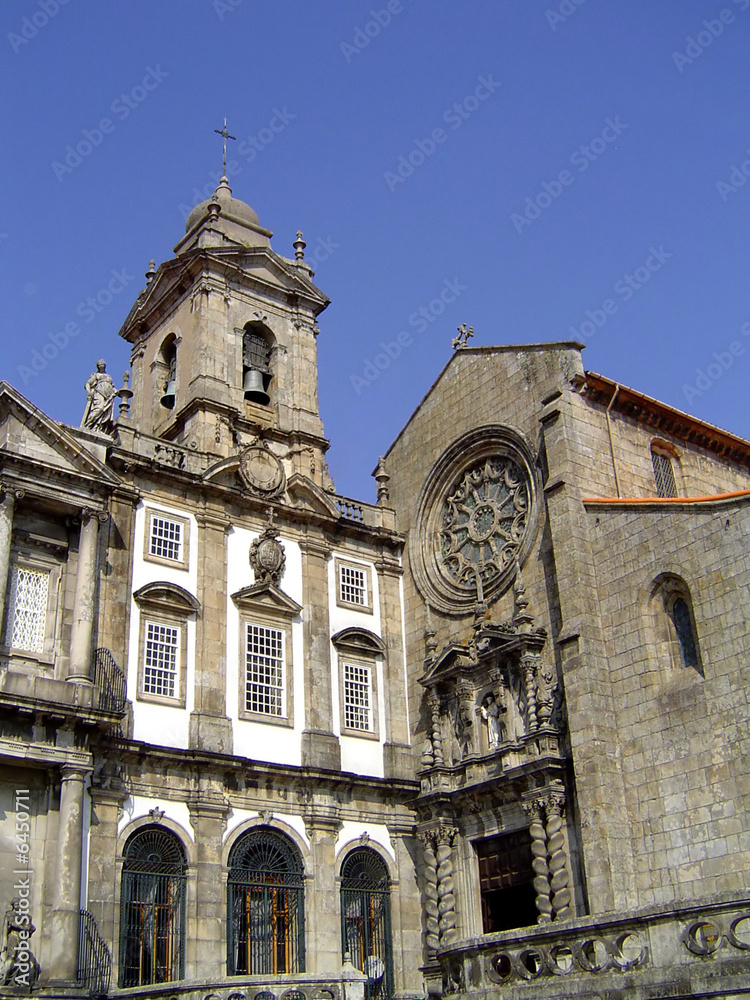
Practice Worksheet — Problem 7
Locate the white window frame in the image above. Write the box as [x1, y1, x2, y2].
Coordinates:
[335, 558, 373, 614]
[142, 619, 180, 700]
[244, 622, 286, 718]
[144, 509, 190, 570]
[343, 661, 374, 733]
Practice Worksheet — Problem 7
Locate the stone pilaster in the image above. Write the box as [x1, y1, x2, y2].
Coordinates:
[418, 831, 440, 960]
[299, 534, 340, 770]
[375, 552, 411, 779]
[390, 825, 420, 997]
[190, 509, 232, 753]
[524, 799, 552, 923]
[47, 764, 89, 984]
[188, 789, 229, 980]
[304, 809, 341, 973]
[68, 510, 104, 682]
[0, 485, 22, 630]
[86, 784, 128, 964]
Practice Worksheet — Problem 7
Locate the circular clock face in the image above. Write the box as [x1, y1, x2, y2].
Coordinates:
[239, 446, 285, 494]
[409, 427, 537, 615]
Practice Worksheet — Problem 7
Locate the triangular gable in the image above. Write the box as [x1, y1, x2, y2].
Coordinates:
[231, 581, 302, 618]
[287, 474, 340, 519]
[0, 382, 120, 487]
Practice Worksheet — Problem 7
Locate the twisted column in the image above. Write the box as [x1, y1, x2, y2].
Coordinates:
[435, 826, 459, 945]
[428, 691, 443, 766]
[546, 794, 572, 920]
[419, 832, 440, 959]
[522, 652, 539, 732]
[524, 800, 552, 923]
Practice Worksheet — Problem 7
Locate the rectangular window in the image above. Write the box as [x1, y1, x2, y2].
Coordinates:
[143, 621, 179, 698]
[651, 450, 678, 498]
[344, 662, 372, 732]
[339, 564, 367, 606]
[149, 516, 183, 563]
[6, 566, 49, 653]
[476, 830, 537, 934]
[245, 624, 285, 717]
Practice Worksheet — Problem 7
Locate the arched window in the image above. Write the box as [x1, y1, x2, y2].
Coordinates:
[340, 850, 393, 1000]
[119, 826, 186, 987]
[650, 575, 703, 676]
[651, 445, 678, 498]
[242, 323, 272, 405]
[227, 828, 305, 976]
[159, 335, 177, 409]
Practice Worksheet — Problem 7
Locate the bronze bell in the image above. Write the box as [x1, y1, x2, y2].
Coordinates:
[160, 378, 176, 409]
[243, 368, 270, 405]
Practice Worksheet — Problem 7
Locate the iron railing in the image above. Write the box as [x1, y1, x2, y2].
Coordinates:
[92, 647, 127, 715]
[78, 908, 112, 998]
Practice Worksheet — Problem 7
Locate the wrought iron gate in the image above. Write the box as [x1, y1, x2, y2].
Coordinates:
[227, 829, 305, 976]
[119, 827, 186, 987]
[340, 850, 393, 1000]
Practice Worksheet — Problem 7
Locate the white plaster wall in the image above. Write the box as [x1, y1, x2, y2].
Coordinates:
[335, 821, 395, 862]
[128, 500, 199, 749]
[227, 526, 304, 765]
[328, 553, 385, 776]
[118, 795, 194, 841]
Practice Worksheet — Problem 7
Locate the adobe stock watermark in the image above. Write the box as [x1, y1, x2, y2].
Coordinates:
[350, 278, 467, 394]
[546, 0, 590, 31]
[17, 268, 135, 385]
[511, 117, 627, 234]
[52, 66, 169, 181]
[716, 144, 750, 201]
[384, 75, 500, 192]
[682, 320, 750, 404]
[8, 0, 70, 54]
[340, 0, 414, 63]
[214, 0, 245, 20]
[10, 788, 35, 988]
[672, 1, 748, 72]
[567, 246, 673, 342]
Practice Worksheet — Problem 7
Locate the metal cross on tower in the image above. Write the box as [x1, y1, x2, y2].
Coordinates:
[214, 117, 236, 175]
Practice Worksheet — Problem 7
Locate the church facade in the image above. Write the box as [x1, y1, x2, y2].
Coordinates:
[0, 177, 748, 1000]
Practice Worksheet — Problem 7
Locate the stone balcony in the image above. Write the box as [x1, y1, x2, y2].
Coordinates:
[110, 967, 369, 1000]
[436, 893, 750, 1000]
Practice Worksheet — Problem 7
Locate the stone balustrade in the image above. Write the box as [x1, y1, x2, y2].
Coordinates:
[437, 894, 750, 1000]
[113, 972, 368, 1000]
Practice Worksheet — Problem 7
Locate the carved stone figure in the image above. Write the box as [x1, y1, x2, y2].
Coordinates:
[1, 897, 38, 987]
[81, 360, 116, 433]
[480, 692, 503, 749]
[536, 661, 559, 727]
[503, 670, 526, 742]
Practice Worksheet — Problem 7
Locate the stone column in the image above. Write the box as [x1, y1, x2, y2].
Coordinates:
[435, 825, 458, 946]
[68, 510, 102, 682]
[48, 765, 89, 983]
[375, 553, 411, 780]
[521, 650, 539, 733]
[418, 831, 440, 960]
[299, 534, 340, 769]
[0, 485, 22, 630]
[188, 790, 229, 980]
[190, 509, 232, 753]
[524, 800, 552, 923]
[427, 692, 443, 766]
[305, 809, 341, 973]
[545, 793, 573, 920]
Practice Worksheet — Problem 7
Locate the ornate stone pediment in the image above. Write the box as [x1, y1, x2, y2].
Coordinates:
[231, 582, 302, 619]
[287, 474, 340, 518]
[133, 582, 200, 615]
[331, 628, 386, 655]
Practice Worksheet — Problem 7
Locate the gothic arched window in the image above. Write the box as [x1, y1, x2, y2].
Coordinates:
[227, 828, 305, 976]
[650, 575, 703, 676]
[340, 850, 393, 1000]
[119, 826, 186, 987]
[651, 445, 678, 498]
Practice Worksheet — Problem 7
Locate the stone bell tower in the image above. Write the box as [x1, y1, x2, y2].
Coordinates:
[117, 173, 332, 487]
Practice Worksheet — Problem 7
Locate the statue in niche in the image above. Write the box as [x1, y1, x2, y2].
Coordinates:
[81, 360, 116, 433]
[1, 897, 38, 987]
[536, 661, 559, 727]
[454, 700, 474, 759]
[503, 670, 526, 743]
[480, 692, 503, 749]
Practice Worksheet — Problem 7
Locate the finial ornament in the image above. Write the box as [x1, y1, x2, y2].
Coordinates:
[214, 116, 236, 174]
[145, 260, 156, 284]
[293, 231, 306, 260]
[452, 323, 474, 350]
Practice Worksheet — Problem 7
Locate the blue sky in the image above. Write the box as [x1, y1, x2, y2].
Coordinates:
[2, 0, 749, 500]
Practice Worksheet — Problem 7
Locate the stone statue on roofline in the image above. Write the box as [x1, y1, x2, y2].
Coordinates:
[81, 360, 116, 434]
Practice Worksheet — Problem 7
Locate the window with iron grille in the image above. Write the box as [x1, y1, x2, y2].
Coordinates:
[227, 828, 305, 976]
[651, 449, 678, 498]
[245, 624, 285, 716]
[344, 663, 372, 732]
[143, 622, 179, 698]
[340, 849, 393, 1000]
[120, 827, 186, 987]
[5, 565, 49, 653]
[149, 516, 183, 563]
[340, 564, 367, 606]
